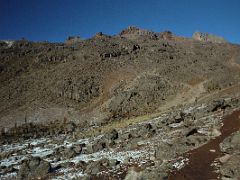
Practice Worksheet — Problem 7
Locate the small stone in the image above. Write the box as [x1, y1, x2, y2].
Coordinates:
[210, 149, 216, 153]
[150, 156, 156, 161]
[109, 159, 117, 166]
[137, 141, 145, 146]
[211, 128, 221, 137]
[124, 168, 141, 180]
[123, 157, 129, 164]
[219, 154, 231, 163]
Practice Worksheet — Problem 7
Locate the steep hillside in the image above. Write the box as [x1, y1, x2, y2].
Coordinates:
[0, 27, 240, 129]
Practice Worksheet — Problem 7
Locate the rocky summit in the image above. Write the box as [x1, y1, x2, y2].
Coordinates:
[0, 27, 240, 180]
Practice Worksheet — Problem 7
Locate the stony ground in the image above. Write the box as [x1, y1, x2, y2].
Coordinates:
[1, 97, 240, 179]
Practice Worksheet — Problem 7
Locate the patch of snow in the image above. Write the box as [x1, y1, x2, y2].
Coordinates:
[0, 172, 17, 180]
[172, 158, 189, 170]
[1, 138, 48, 153]
[196, 104, 207, 110]
[51, 168, 85, 180]
[3, 40, 14, 48]
[197, 128, 209, 135]
[1, 143, 27, 152]
[29, 138, 47, 146]
[72, 149, 148, 164]
[63, 141, 73, 148]
[168, 121, 184, 128]
[30, 147, 54, 158]
[0, 156, 26, 167]
[183, 106, 195, 114]
[77, 137, 90, 144]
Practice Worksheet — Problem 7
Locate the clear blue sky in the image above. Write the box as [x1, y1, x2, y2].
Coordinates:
[0, 0, 239, 43]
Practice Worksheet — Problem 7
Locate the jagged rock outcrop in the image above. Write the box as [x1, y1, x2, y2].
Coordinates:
[119, 26, 157, 40]
[65, 36, 82, 44]
[193, 31, 226, 43]
[159, 31, 174, 40]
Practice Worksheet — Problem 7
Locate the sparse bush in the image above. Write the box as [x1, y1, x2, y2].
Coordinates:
[205, 81, 221, 92]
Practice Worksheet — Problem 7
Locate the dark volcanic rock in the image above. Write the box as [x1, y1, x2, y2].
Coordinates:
[220, 130, 240, 154]
[17, 156, 51, 180]
[220, 154, 240, 179]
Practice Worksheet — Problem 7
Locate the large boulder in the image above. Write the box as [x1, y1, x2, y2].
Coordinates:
[220, 131, 240, 154]
[85, 159, 109, 175]
[17, 156, 51, 180]
[220, 154, 240, 179]
[62, 147, 77, 159]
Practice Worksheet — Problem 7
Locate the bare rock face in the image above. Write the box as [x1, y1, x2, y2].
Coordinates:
[119, 26, 157, 40]
[159, 31, 174, 40]
[193, 32, 227, 43]
[65, 36, 81, 44]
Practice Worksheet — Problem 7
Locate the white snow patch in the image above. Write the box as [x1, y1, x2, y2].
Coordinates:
[168, 121, 184, 128]
[183, 106, 195, 114]
[0, 156, 26, 167]
[196, 104, 207, 110]
[72, 149, 147, 164]
[63, 141, 73, 148]
[3, 40, 14, 48]
[0, 172, 17, 179]
[51, 168, 84, 180]
[172, 158, 189, 170]
[77, 137, 90, 144]
[30, 147, 54, 158]
[197, 128, 209, 135]
[1, 143, 27, 152]
[1, 138, 48, 153]
[29, 138, 47, 146]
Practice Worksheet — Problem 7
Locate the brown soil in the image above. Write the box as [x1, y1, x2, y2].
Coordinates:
[168, 109, 240, 180]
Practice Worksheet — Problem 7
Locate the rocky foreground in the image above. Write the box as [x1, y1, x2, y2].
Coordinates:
[0, 97, 240, 179]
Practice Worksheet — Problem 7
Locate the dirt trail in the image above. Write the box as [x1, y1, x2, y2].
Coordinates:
[199, 83, 240, 103]
[158, 80, 207, 112]
[169, 109, 240, 180]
